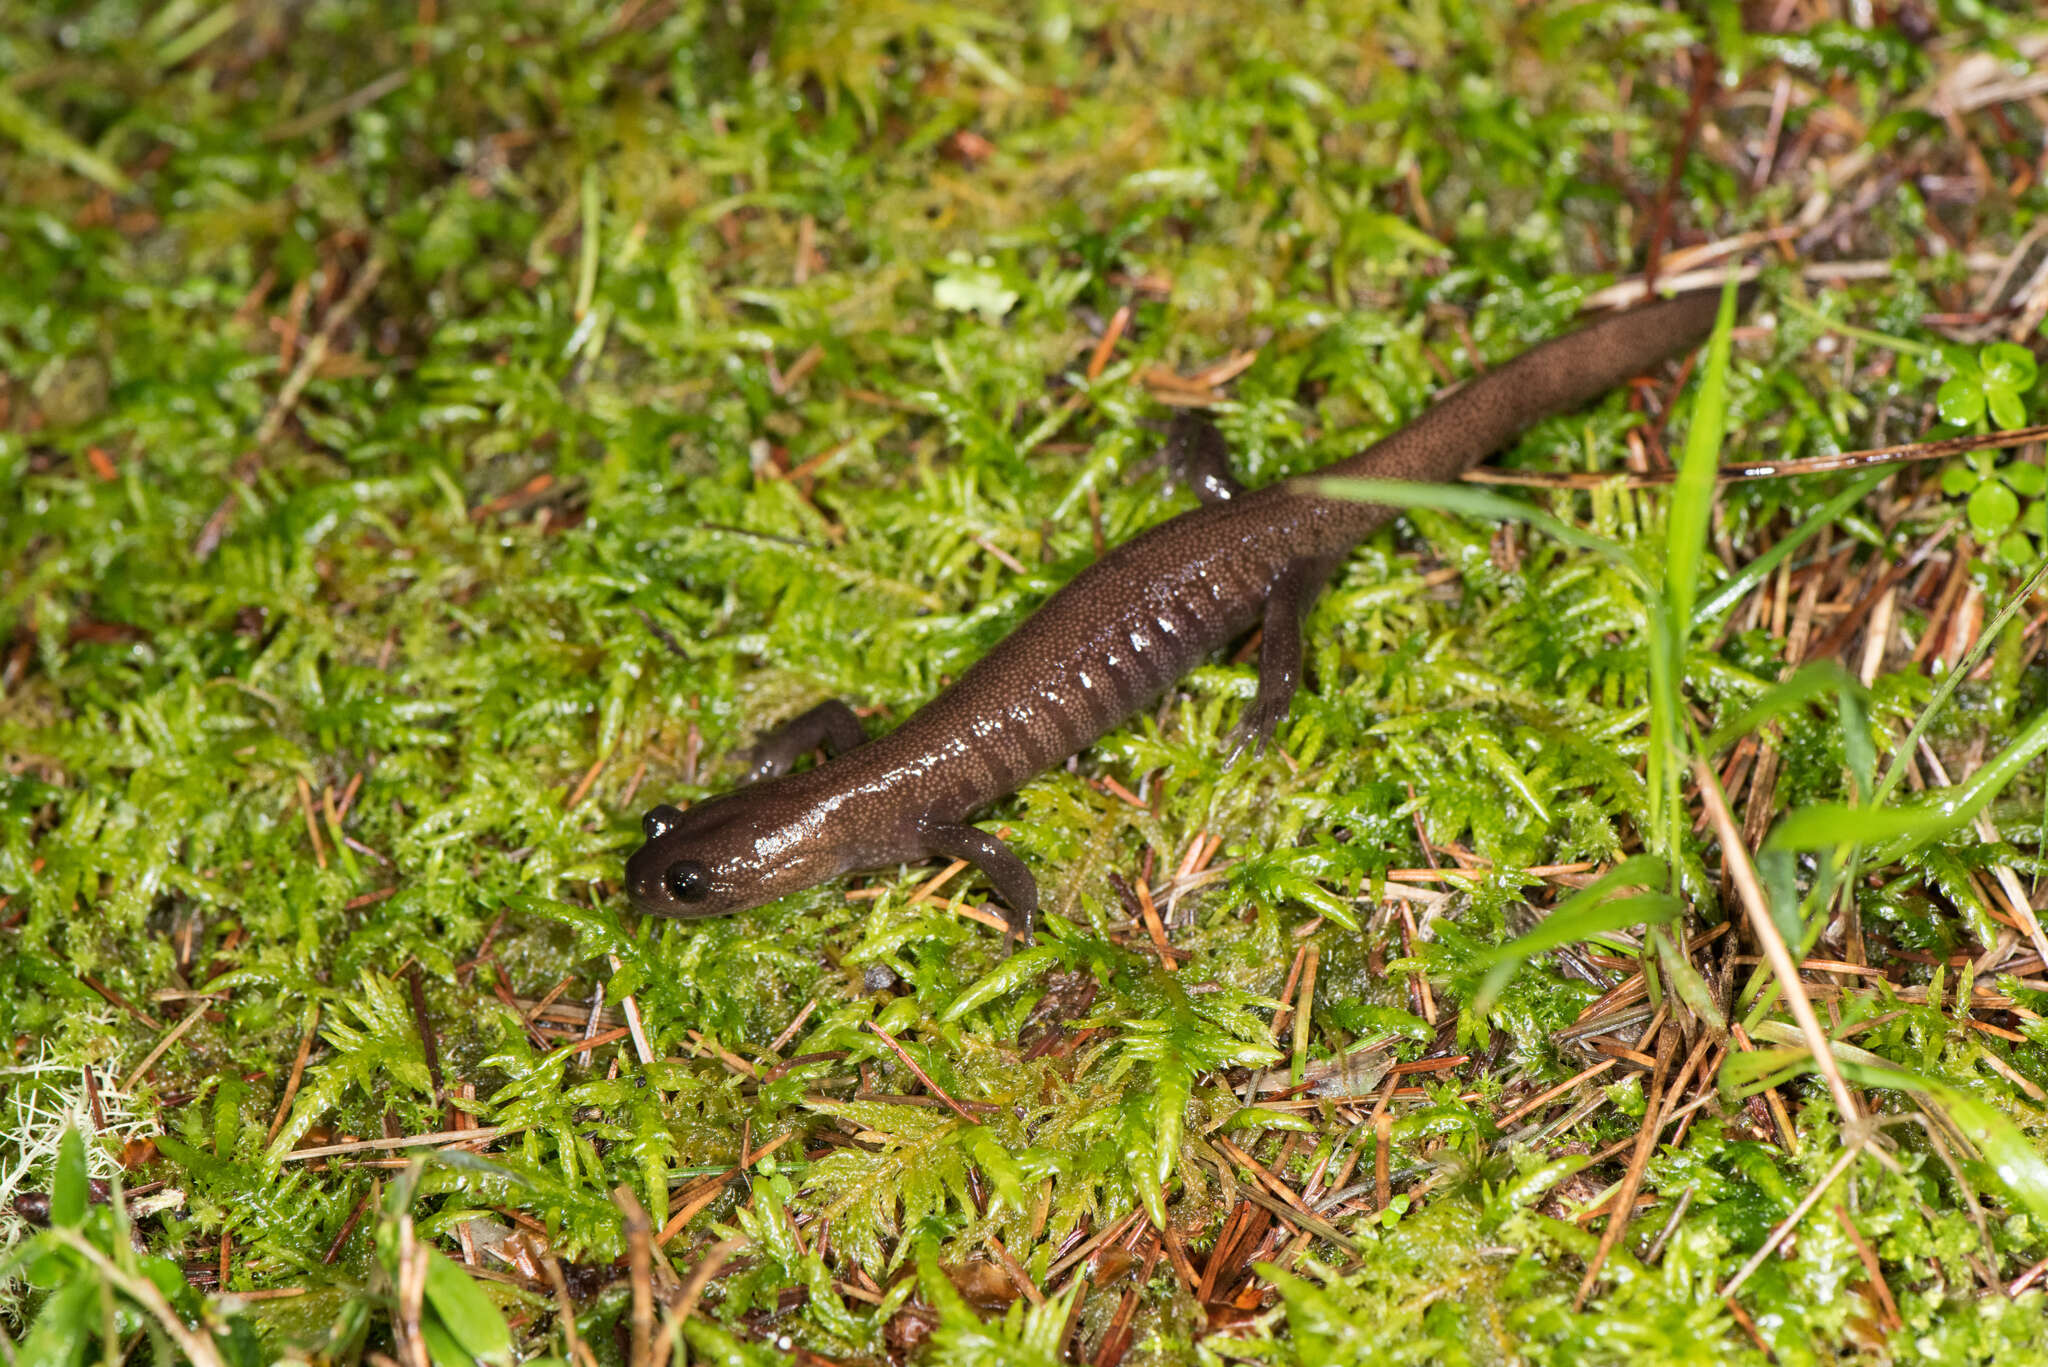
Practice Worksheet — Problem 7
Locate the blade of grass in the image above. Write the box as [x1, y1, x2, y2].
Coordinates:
[1648, 279, 1740, 875]
[1704, 662, 1863, 756]
[1870, 557, 2048, 810]
[1691, 468, 1890, 628]
[1772, 700, 2048, 863]
[1471, 854, 1673, 1012]
[1666, 276, 1742, 634]
[0, 84, 133, 193]
[1745, 1029, 2048, 1226]
[1311, 477, 1635, 567]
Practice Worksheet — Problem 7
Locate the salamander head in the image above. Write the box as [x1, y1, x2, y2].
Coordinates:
[624, 782, 852, 919]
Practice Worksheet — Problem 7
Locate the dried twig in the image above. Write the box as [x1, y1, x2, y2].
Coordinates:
[1696, 760, 1861, 1125]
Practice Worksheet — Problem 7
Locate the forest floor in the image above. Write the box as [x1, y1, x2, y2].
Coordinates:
[5, 2, 2048, 1364]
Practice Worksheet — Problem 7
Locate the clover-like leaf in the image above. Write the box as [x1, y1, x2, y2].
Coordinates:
[1997, 531, 2035, 565]
[1980, 341, 2038, 391]
[1940, 462, 1979, 497]
[2006, 461, 2047, 497]
[1967, 480, 2021, 536]
[1937, 377, 1986, 426]
[1990, 387, 2028, 430]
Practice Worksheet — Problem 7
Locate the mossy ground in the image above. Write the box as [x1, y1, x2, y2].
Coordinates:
[5, 2, 2048, 1364]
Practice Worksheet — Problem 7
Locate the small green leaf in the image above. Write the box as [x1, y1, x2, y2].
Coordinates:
[1936, 377, 1985, 426]
[940, 944, 1064, 1022]
[1766, 801, 1956, 851]
[1705, 661, 1862, 756]
[422, 1250, 514, 1367]
[420, 1315, 478, 1367]
[2004, 461, 2046, 497]
[933, 268, 1018, 322]
[2024, 501, 2046, 536]
[1980, 341, 2038, 391]
[1940, 462, 1979, 496]
[50, 1128, 87, 1230]
[1989, 387, 2029, 431]
[1221, 1106, 1319, 1134]
[959, 1125, 1027, 1212]
[1968, 480, 2020, 536]
[19, 1275, 96, 1367]
[1998, 531, 2036, 565]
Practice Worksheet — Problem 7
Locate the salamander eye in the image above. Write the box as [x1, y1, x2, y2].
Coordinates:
[642, 804, 685, 841]
[664, 860, 710, 904]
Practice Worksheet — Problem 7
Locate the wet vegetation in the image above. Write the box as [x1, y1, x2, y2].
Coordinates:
[4, 1, 2048, 1363]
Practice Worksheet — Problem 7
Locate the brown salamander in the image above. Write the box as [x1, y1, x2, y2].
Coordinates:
[627, 284, 1746, 939]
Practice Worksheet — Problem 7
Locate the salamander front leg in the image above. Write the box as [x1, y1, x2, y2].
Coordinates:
[741, 699, 867, 783]
[1165, 411, 1244, 505]
[921, 820, 1038, 949]
[1228, 556, 1336, 762]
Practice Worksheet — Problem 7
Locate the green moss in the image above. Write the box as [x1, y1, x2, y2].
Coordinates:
[4, 0, 2047, 1362]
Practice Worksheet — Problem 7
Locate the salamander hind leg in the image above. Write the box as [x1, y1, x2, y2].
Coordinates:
[1165, 411, 1245, 505]
[921, 820, 1038, 951]
[741, 699, 867, 783]
[1227, 556, 1338, 763]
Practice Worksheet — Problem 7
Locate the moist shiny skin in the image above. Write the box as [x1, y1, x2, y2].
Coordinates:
[626, 287, 1741, 934]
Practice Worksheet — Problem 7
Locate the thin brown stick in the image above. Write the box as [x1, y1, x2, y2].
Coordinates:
[1090, 1234, 1162, 1367]
[608, 955, 655, 1065]
[1725, 1296, 1777, 1360]
[1159, 1220, 1201, 1298]
[296, 775, 327, 868]
[672, 1236, 747, 1328]
[1134, 876, 1176, 969]
[283, 1124, 515, 1162]
[1212, 1136, 1362, 1254]
[405, 965, 445, 1115]
[1573, 1024, 1678, 1308]
[1696, 760, 1862, 1124]
[1834, 1203, 1902, 1330]
[121, 1000, 210, 1091]
[1496, 1059, 1618, 1129]
[394, 1219, 429, 1367]
[1048, 1208, 1146, 1290]
[1642, 48, 1717, 292]
[614, 1186, 655, 1367]
[864, 1021, 978, 1124]
[987, 1232, 1045, 1306]
[1462, 422, 2048, 490]
[658, 1131, 796, 1245]
[254, 258, 387, 449]
[322, 1186, 374, 1264]
[544, 1254, 603, 1367]
[1085, 305, 1131, 382]
[565, 753, 607, 811]
[79, 976, 161, 1031]
[1374, 1109, 1392, 1212]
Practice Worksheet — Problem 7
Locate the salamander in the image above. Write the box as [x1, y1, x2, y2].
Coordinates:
[626, 284, 1745, 940]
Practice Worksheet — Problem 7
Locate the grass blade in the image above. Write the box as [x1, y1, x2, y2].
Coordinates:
[1665, 275, 1741, 636]
[1311, 477, 1634, 568]
[1692, 468, 1891, 628]
[1471, 854, 1671, 1012]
